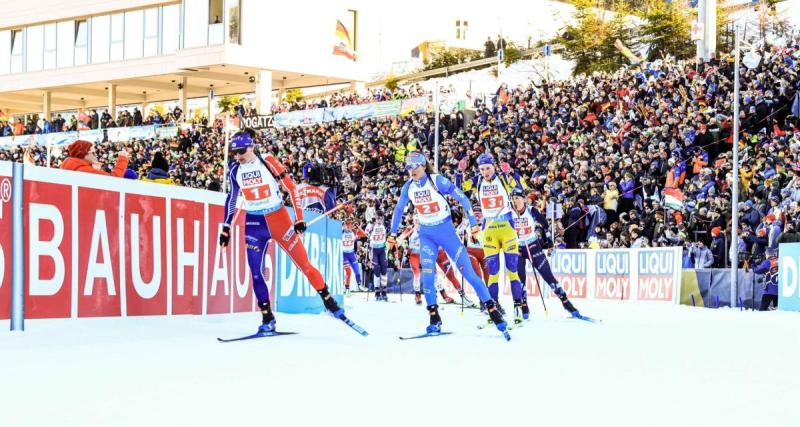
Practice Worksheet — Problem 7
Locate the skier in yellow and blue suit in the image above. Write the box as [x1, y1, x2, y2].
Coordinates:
[457, 153, 525, 315]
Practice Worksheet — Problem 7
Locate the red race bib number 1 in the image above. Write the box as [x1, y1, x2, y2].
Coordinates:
[243, 184, 271, 201]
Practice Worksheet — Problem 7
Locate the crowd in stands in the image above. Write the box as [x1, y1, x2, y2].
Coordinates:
[270, 84, 428, 113]
[0, 105, 185, 136]
[2, 38, 800, 272]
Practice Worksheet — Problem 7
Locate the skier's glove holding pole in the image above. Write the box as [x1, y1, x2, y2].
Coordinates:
[470, 225, 481, 238]
[219, 225, 231, 247]
[294, 221, 307, 234]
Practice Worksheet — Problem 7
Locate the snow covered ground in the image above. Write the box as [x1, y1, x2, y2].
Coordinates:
[2, 294, 799, 427]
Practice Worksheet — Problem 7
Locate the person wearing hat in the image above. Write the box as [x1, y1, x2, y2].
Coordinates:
[510, 188, 585, 321]
[219, 129, 355, 335]
[741, 200, 761, 228]
[387, 151, 508, 337]
[455, 153, 526, 317]
[365, 211, 391, 301]
[141, 151, 174, 185]
[341, 219, 367, 295]
[710, 227, 727, 268]
[60, 140, 128, 176]
[753, 247, 780, 311]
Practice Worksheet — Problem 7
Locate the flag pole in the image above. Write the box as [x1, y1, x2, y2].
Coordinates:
[730, 24, 741, 309]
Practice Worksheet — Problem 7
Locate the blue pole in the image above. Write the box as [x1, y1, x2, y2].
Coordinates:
[10, 162, 24, 331]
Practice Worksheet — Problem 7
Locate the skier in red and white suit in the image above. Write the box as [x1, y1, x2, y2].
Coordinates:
[219, 130, 347, 334]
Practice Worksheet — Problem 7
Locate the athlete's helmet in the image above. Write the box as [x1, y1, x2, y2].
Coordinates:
[405, 151, 427, 171]
[476, 153, 495, 166]
[231, 131, 254, 149]
[511, 187, 526, 198]
[766, 248, 778, 258]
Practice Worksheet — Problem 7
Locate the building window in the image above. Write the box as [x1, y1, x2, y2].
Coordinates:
[110, 13, 124, 61]
[144, 8, 159, 57]
[74, 20, 88, 65]
[209, 0, 223, 24]
[44, 24, 56, 69]
[91, 15, 110, 63]
[161, 4, 179, 54]
[26, 25, 44, 72]
[226, 0, 240, 44]
[124, 10, 144, 59]
[208, 0, 224, 45]
[11, 29, 23, 73]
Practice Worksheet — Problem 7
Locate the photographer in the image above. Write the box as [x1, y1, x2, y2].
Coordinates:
[690, 241, 714, 269]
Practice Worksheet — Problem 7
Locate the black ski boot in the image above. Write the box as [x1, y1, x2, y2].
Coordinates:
[484, 300, 508, 332]
[318, 287, 344, 318]
[258, 301, 276, 334]
[426, 304, 442, 333]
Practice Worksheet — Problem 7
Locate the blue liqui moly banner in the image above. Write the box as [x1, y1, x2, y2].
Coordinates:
[637, 249, 680, 302]
[550, 250, 589, 299]
[595, 251, 631, 300]
[779, 243, 800, 312]
[272, 210, 344, 314]
[548, 247, 681, 304]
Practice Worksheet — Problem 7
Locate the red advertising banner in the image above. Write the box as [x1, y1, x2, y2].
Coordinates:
[18, 166, 259, 320]
[125, 193, 168, 316]
[0, 164, 12, 319]
[77, 187, 121, 317]
[24, 180, 72, 319]
[171, 199, 205, 315]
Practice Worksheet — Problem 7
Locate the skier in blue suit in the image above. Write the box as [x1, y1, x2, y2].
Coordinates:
[388, 152, 508, 335]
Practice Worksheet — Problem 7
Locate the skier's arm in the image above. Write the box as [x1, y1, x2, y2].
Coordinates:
[390, 182, 412, 235]
[223, 163, 240, 226]
[435, 175, 478, 226]
[530, 206, 549, 231]
[753, 259, 771, 275]
[263, 154, 304, 222]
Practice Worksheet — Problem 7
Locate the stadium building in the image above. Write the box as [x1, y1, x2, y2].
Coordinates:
[0, 0, 366, 120]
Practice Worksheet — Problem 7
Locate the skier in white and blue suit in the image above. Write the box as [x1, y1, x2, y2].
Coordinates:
[388, 152, 507, 335]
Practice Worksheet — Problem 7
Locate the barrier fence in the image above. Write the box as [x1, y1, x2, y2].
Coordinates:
[0, 161, 343, 328]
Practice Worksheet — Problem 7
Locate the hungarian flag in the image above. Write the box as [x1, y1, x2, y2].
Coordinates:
[664, 188, 685, 211]
[333, 20, 356, 60]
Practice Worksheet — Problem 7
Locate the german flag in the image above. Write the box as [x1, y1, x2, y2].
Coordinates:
[333, 20, 356, 61]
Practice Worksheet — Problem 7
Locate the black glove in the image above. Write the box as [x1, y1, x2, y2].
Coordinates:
[294, 221, 307, 234]
[219, 225, 230, 247]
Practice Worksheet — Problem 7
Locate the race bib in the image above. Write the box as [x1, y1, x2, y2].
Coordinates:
[243, 184, 271, 201]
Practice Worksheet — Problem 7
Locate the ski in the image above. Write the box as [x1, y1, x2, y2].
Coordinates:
[217, 331, 298, 343]
[508, 319, 527, 330]
[476, 319, 494, 330]
[476, 321, 513, 341]
[335, 314, 370, 336]
[570, 314, 602, 323]
[399, 331, 454, 340]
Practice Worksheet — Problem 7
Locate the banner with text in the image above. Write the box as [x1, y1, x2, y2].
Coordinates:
[549, 247, 682, 304]
[272, 97, 435, 128]
[0, 162, 12, 319]
[7, 164, 342, 320]
[779, 242, 800, 312]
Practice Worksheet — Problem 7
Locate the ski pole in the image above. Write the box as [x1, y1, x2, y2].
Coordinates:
[460, 234, 467, 317]
[524, 241, 548, 317]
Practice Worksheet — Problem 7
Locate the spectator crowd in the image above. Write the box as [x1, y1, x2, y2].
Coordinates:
[2, 37, 800, 273]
